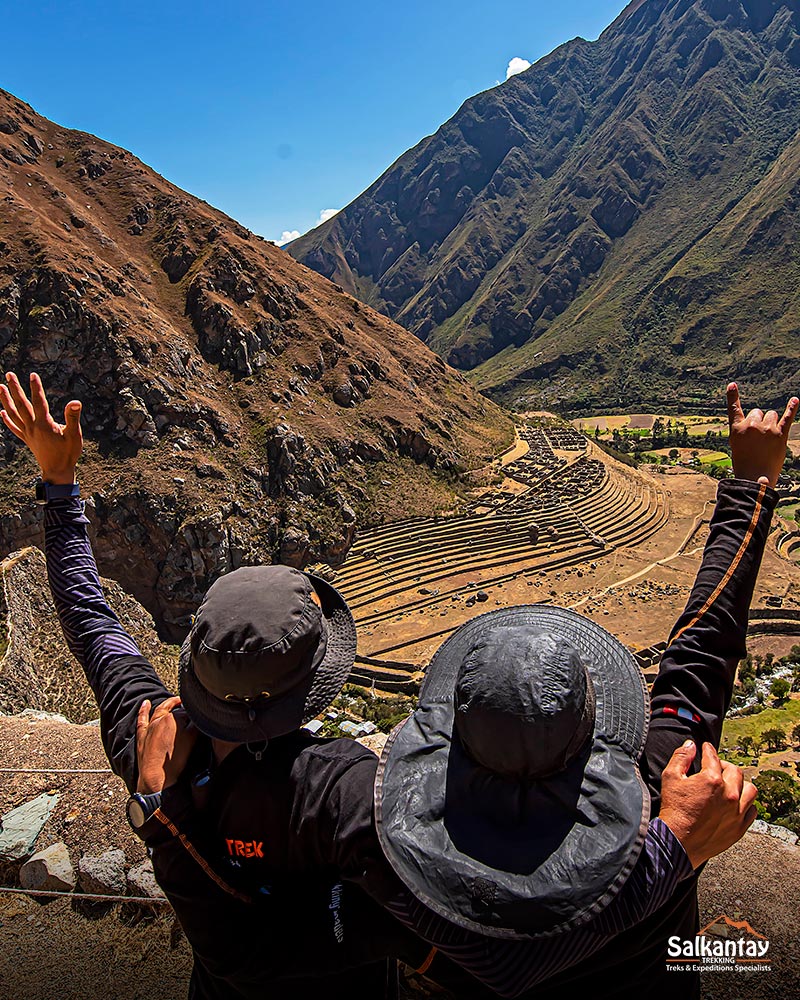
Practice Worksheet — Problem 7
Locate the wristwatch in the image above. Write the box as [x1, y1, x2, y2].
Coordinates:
[34, 479, 80, 504]
[126, 791, 162, 835]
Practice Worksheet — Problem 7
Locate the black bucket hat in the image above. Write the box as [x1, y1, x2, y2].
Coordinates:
[179, 565, 356, 742]
[375, 605, 650, 940]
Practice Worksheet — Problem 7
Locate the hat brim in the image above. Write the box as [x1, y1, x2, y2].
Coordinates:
[179, 573, 356, 742]
[375, 605, 650, 939]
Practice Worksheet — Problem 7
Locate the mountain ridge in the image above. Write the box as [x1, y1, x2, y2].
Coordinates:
[290, 0, 800, 411]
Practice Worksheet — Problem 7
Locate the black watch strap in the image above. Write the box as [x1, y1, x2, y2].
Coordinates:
[35, 479, 80, 504]
[126, 791, 163, 839]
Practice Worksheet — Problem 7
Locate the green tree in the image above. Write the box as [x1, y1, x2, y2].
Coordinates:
[754, 770, 800, 822]
[791, 723, 800, 749]
[668, 448, 679, 461]
[740, 735, 758, 757]
[771, 677, 791, 705]
[652, 418, 664, 448]
[761, 727, 787, 752]
[775, 810, 800, 837]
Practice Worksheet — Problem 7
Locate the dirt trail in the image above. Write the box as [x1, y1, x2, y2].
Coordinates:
[569, 501, 712, 611]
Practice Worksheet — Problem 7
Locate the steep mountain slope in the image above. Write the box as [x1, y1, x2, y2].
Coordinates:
[0, 89, 512, 633]
[290, 0, 800, 411]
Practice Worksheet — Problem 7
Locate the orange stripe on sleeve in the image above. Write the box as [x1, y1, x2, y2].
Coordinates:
[669, 483, 766, 645]
[415, 946, 438, 976]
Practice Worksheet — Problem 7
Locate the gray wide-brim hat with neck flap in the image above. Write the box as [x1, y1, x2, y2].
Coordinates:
[375, 604, 650, 940]
[179, 564, 356, 743]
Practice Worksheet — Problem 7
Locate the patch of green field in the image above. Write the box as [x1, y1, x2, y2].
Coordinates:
[698, 451, 729, 464]
[778, 500, 800, 521]
[721, 697, 800, 752]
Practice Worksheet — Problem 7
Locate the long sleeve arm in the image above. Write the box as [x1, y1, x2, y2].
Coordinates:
[643, 478, 777, 811]
[44, 496, 173, 791]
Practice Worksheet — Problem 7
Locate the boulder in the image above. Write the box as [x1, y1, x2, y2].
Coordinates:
[332, 382, 354, 407]
[20, 842, 76, 893]
[17, 709, 70, 723]
[0, 792, 59, 861]
[750, 819, 798, 846]
[126, 858, 166, 899]
[78, 848, 127, 895]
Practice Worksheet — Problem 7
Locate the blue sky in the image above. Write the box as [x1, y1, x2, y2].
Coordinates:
[1, 0, 627, 243]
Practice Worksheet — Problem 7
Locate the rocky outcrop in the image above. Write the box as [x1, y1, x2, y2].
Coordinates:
[0, 547, 175, 720]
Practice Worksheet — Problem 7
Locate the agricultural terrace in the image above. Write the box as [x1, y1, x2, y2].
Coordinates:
[316, 418, 800, 696]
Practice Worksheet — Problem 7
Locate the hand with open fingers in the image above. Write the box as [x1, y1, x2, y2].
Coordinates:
[726, 382, 798, 487]
[658, 740, 757, 870]
[136, 695, 198, 794]
[0, 372, 83, 485]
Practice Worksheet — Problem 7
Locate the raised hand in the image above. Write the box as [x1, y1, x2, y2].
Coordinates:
[658, 740, 757, 869]
[0, 372, 83, 485]
[727, 382, 798, 488]
[136, 696, 198, 794]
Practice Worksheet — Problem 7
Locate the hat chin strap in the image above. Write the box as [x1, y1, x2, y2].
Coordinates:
[246, 739, 269, 762]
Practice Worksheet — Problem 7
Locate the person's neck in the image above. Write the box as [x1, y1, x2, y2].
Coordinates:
[212, 738, 242, 765]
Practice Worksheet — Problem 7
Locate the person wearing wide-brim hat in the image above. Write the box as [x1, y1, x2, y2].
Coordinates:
[0, 371, 436, 1000]
[376, 605, 652, 939]
[372, 387, 797, 999]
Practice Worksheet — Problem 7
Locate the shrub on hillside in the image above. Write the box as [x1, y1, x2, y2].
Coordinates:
[771, 677, 791, 705]
[754, 770, 800, 824]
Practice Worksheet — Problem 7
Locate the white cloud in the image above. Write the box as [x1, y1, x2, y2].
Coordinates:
[274, 230, 301, 246]
[272, 208, 341, 247]
[505, 57, 531, 80]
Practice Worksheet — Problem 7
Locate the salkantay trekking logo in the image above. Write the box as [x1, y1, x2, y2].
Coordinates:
[666, 914, 771, 974]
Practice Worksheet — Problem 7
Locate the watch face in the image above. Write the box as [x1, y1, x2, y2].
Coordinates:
[127, 798, 146, 829]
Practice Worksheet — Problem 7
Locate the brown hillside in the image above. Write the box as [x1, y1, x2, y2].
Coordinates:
[0, 89, 513, 634]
